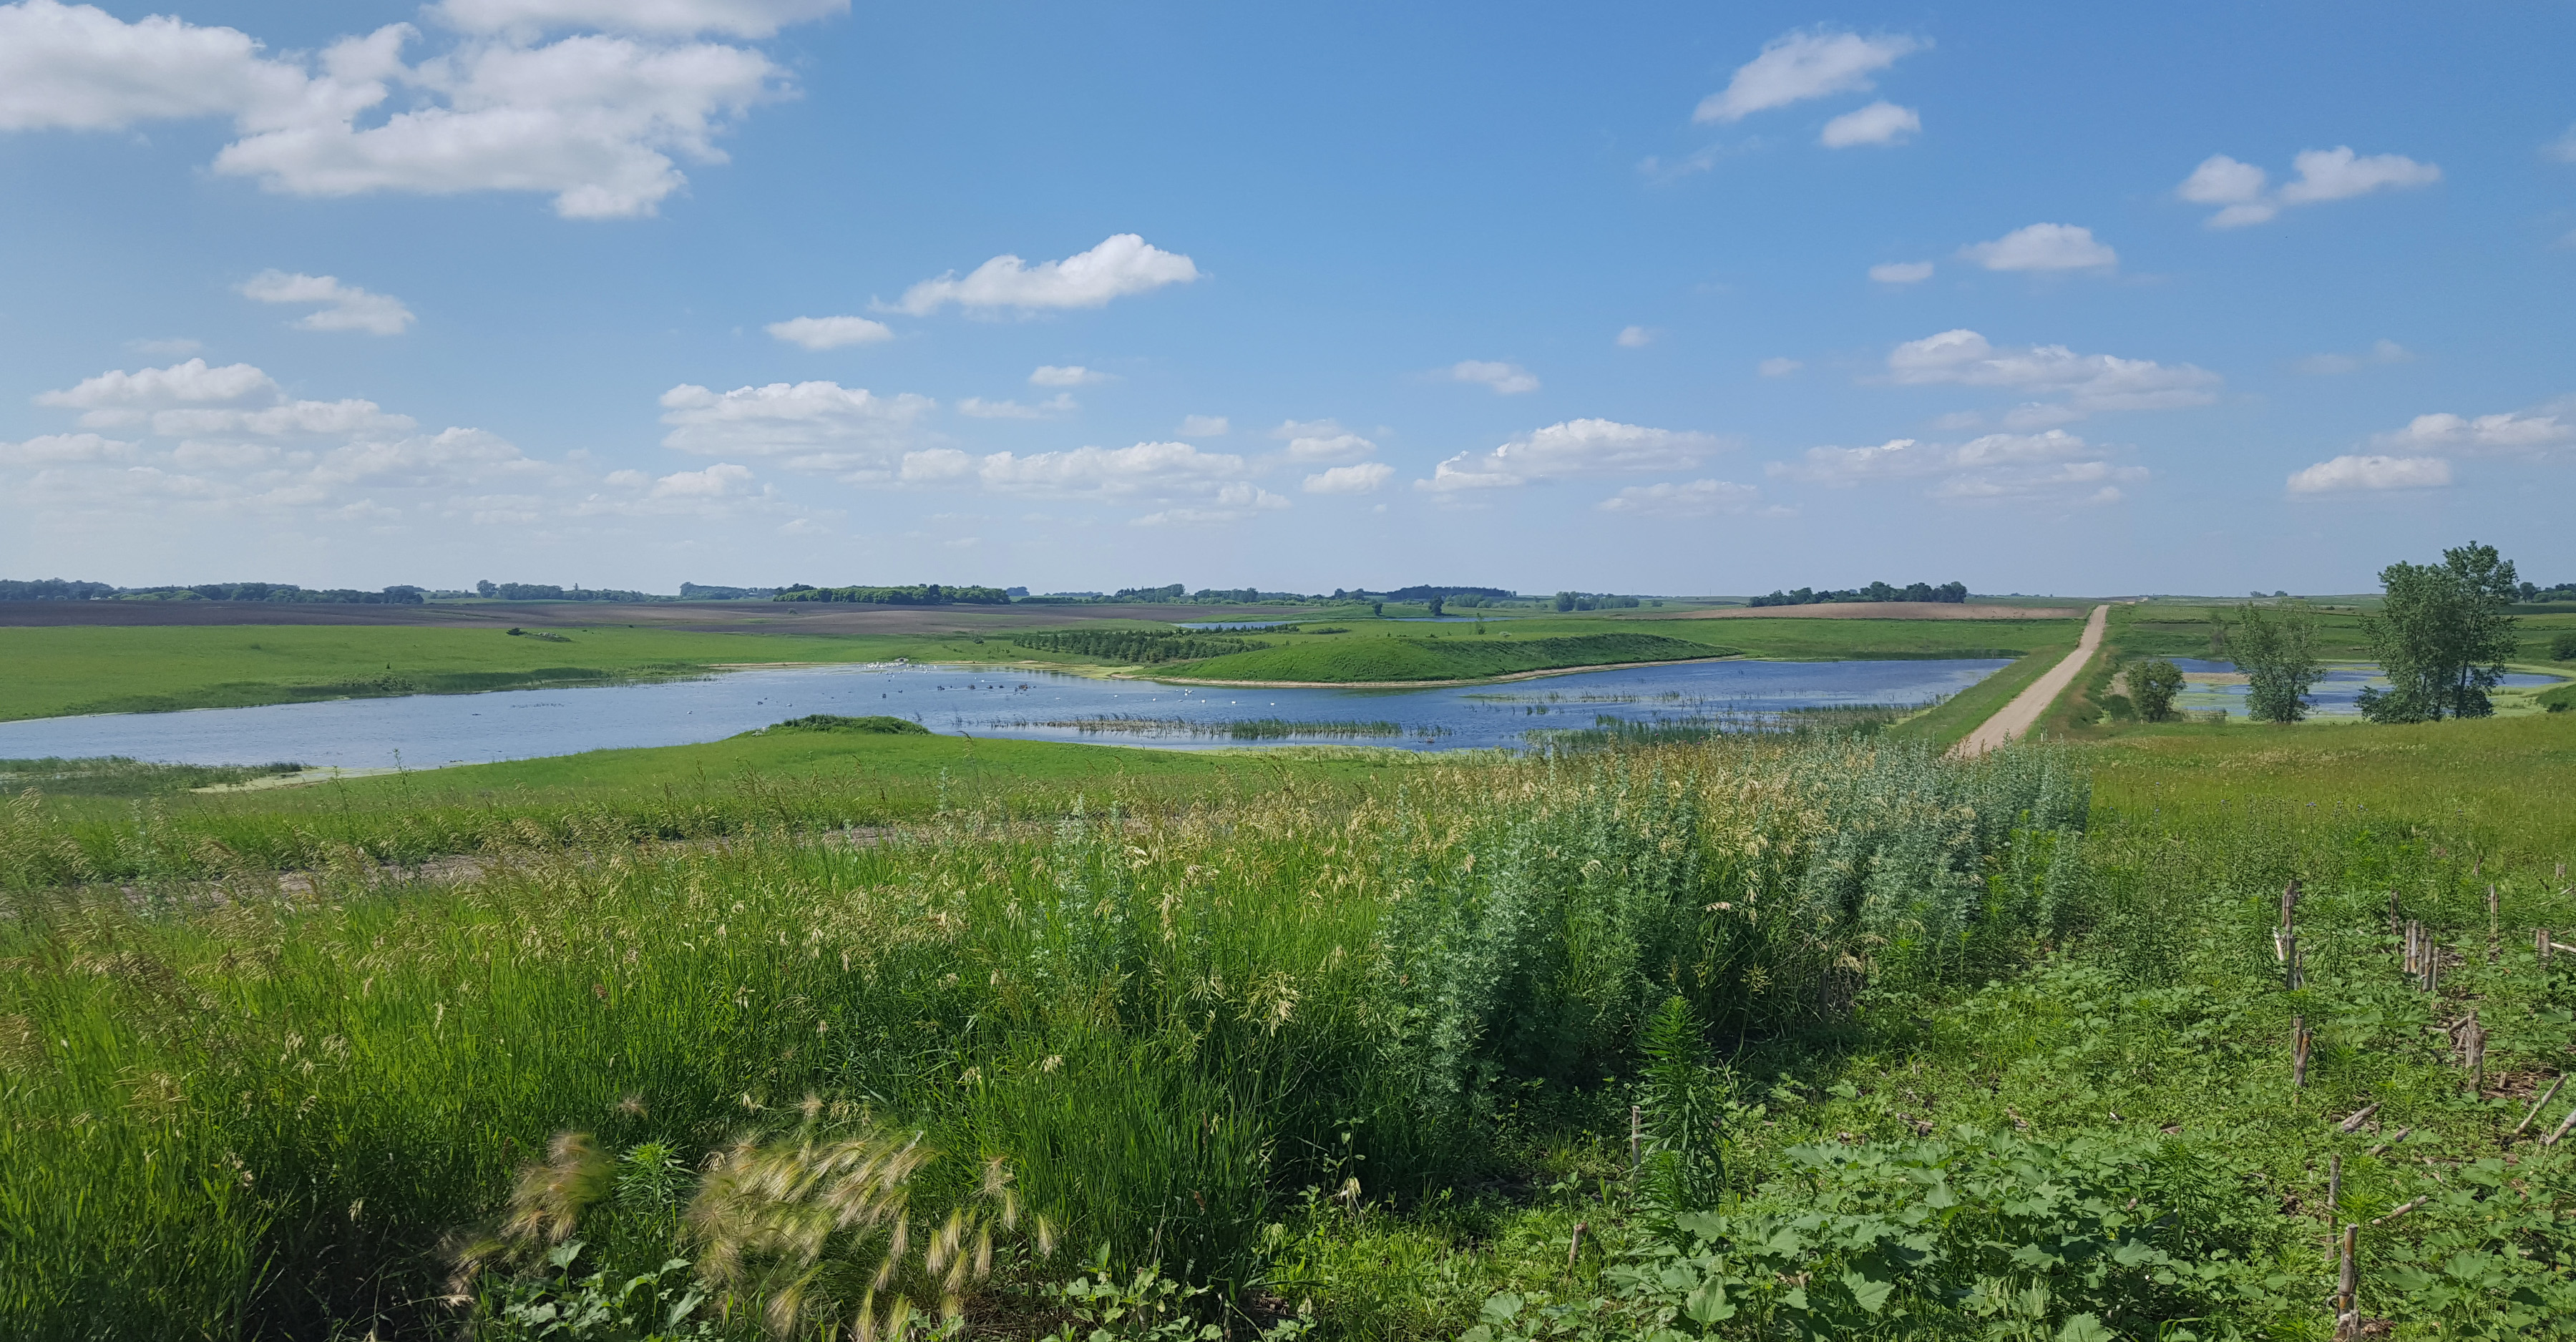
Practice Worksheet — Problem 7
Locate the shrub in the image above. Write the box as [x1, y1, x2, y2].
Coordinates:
[758, 715, 930, 735]
[2128, 658, 2185, 723]
[2552, 630, 2576, 660]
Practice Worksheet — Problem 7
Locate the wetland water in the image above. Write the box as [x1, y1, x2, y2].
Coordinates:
[2171, 659, 2562, 718]
[0, 657, 2010, 769]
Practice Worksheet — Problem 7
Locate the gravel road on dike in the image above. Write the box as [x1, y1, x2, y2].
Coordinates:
[1947, 602, 2109, 758]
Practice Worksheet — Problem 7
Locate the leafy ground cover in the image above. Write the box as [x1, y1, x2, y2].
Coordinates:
[10, 703, 2574, 1341]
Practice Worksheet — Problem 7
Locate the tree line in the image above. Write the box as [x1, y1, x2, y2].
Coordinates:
[1750, 580, 1970, 607]
[0, 579, 427, 604]
[772, 584, 1013, 605]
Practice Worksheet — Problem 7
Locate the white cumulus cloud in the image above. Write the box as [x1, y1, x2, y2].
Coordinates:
[238, 270, 414, 335]
[1029, 365, 1111, 386]
[1176, 414, 1229, 437]
[0, 432, 135, 466]
[1757, 358, 1803, 378]
[1616, 325, 1655, 348]
[2178, 147, 2440, 227]
[431, 0, 846, 39]
[1958, 223, 2117, 272]
[1885, 329, 2219, 414]
[2287, 454, 2451, 494]
[650, 461, 754, 496]
[0, 2, 800, 219]
[1303, 461, 1394, 495]
[1421, 418, 1720, 491]
[766, 315, 892, 350]
[1820, 100, 1918, 148]
[884, 235, 1199, 315]
[1596, 479, 1761, 517]
[1869, 260, 1933, 284]
[657, 380, 935, 478]
[38, 358, 279, 418]
[1273, 418, 1377, 462]
[1133, 483, 1291, 527]
[1449, 360, 1539, 395]
[2371, 404, 2573, 455]
[975, 441, 1246, 499]
[1772, 429, 2141, 505]
[1695, 28, 1924, 124]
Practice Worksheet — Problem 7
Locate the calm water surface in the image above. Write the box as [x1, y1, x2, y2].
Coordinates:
[0, 657, 2011, 769]
[2171, 659, 2562, 718]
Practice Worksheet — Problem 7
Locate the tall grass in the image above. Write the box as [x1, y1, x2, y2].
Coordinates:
[0, 735, 2088, 1339]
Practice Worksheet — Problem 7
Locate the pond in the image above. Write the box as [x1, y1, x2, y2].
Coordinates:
[2169, 659, 2563, 718]
[0, 657, 2012, 770]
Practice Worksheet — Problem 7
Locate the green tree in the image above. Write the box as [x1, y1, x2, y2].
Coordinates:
[2552, 630, 2576, 661]
[2358, 542, 2522, 722]
[2128, 658, 2185, 723]
[2231, 601, 2325, 723]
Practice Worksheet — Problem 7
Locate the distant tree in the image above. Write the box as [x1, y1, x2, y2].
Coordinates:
[2231, 601, 2325, 723]
[2358, 542, 2522, 722]
[1426, 594, 1445, 617]
[1554, 591, 1577, 612]
[1370, 601, 1383, 617]
[2555, 630, 2576, 661]
[2205, 610, 2228, 657]
[477, 579, 498, 597]
[2129, 658, 2185, 723]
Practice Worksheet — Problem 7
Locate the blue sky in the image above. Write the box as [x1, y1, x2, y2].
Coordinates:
[1, 0, 2571, 597]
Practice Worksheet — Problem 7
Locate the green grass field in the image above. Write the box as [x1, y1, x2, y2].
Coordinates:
[14, 725, 1420, 881]
[14, 700, 2576, 1339]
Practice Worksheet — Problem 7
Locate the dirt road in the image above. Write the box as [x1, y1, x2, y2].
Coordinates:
[1947, 603, 2109, 758]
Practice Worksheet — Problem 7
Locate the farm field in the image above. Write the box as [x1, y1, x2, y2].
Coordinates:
[9, 712, 2576, 1341]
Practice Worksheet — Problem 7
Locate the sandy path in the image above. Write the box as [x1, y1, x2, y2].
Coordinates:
[1948, 604, 2108, 758]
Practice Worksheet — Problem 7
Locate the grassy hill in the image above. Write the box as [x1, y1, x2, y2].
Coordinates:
[1156, 631, 1731, 682]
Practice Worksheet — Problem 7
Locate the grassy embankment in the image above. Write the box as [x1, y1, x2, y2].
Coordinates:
[11, 717, 2576, 1340]
[7, 720, 1421, 883]
[0, 625, 1032, 722]
[1880, 638, 2082, 750]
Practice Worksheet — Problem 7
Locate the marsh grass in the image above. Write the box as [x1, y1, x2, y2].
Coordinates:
[0, 735, 2090, 1339]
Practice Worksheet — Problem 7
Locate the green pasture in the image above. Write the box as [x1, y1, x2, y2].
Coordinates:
[2089, 708, 2576, 860]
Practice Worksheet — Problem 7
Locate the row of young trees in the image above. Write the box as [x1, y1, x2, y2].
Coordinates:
[2127, 541, 2531, 725]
